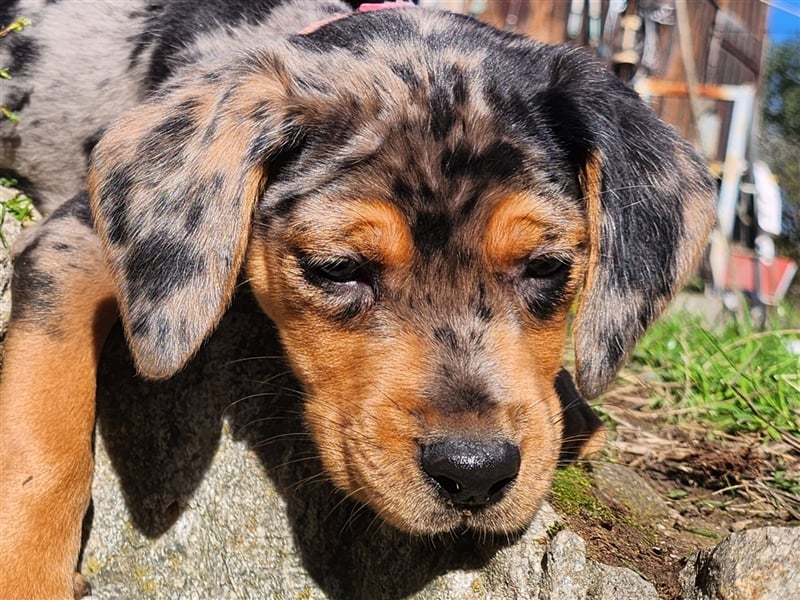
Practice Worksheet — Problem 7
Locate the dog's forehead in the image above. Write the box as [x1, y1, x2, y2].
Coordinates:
[257, 9, 584, 241]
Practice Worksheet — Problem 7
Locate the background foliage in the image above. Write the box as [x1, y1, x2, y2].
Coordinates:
[760, 37, 800, 274]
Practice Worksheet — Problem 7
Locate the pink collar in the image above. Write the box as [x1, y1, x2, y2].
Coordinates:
[299, 1, 415, 35]
[358, 1, 415, 12]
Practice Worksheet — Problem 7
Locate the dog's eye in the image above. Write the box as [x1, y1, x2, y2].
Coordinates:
[524, 256, 570, 279]
[304, 256, 365, 284]
[317, 257, 361, 282]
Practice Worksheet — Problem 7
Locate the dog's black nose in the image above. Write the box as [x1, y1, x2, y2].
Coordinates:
[421, 438, 520, 507]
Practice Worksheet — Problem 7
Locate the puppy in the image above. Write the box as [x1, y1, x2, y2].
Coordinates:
[0, 0, 715, 597]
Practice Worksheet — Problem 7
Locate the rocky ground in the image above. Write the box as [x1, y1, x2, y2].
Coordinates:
[1, 194, 798, 599]
[557, 380, 800, 599]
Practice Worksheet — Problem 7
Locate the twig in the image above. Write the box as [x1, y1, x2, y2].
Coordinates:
[0, 16, 31, 38]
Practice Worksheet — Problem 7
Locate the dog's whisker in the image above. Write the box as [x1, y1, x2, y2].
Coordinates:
[285, 470, 331, 494]
[223, 355, 289, 366]
[248, 432, 315, 449]
[326, 485, 370, 524]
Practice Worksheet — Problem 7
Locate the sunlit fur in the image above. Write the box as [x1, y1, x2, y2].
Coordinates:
[0, 0, 715, 596]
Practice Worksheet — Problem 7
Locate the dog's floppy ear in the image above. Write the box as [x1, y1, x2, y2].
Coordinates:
[541, 50, 716, 400]
[89, 55, 300, 379]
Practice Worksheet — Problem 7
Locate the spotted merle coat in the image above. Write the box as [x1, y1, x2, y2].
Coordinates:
[0, 1, 715, 597]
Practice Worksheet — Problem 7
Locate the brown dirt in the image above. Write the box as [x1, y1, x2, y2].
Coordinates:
[552, 377, 800, 600]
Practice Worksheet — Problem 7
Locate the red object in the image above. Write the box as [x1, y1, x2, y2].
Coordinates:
[299, 1, 414, 34]
[721, 247, 798, 305]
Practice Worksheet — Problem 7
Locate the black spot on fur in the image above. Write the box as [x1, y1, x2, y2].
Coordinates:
[268, 192, 302, 220]
[534, 87, 594, 172]
[136, 102, 198, 171]
[428, 91, 454, 141]
[10, 238, 61, 333]
[184, 199, 206, 234]
[392, 177, 415, 202]
[82, 128, 105, 160]
[440, 144, 472, 180]
[294, 74, 334, 95]
[457, 191, 480, 220]
[130, 312, 150, 338]
[475, 284, 493, 322]
[427, 65, 466, 142]
[4, 90, 30, 113]
[5, 35, 40, 75]
[49, 192, 93, 228]
[433, 325, 459, 351]
[441, 142, 524, 183]
[433, 374, 495, 413]
[203, 70, 223, 83]
[152, 99, 199, 140]
[452, 69, 468, 107]
[413, 211, 452, 256]
[479, 142, 526, 181]
[124, 234, 207, 305]
[98, 168, 135, 245]
[390, 61, 420, 92]
[130, 0, 303, 87]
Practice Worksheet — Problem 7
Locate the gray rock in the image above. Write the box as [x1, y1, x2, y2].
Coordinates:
[591, 461, 672, 521]
[588, 563, 661, 600]
[0, 186, 23, 346]
[680, 526, 800, 600]
[537, 530, 659, 600]
[540, 530, 589, 600]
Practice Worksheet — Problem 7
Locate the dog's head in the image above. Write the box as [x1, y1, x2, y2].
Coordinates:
[88, 8, 714, 534]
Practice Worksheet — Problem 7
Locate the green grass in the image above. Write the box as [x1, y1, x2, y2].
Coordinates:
[630, 305, 800, 439]
[0, 177, 36, 247]
[550, 465, 613, 522]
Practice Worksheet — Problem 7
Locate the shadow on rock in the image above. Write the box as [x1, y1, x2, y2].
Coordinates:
[95, 290, 513, 599]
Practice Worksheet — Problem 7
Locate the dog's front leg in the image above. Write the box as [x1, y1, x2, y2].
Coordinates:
[0, 196, 117, 600]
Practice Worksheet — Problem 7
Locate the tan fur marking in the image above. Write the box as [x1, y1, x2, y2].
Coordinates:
[483, 192, 588, 268]
[485, 193, 551, 266]
[0, 258, 116, 599]
[340, 200, 415, 270]
[577, 151, 604, 307]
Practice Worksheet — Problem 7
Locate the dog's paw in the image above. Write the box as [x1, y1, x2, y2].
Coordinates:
[73, 573, 91, 599]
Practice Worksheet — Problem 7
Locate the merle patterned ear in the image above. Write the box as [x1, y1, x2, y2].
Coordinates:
[542, 51, 716, 400]
[89, 56, 300, 379]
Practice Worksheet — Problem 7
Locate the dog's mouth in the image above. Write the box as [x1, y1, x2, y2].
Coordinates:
[305, 390, 562, 535]
[349, 440, 556, 535]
